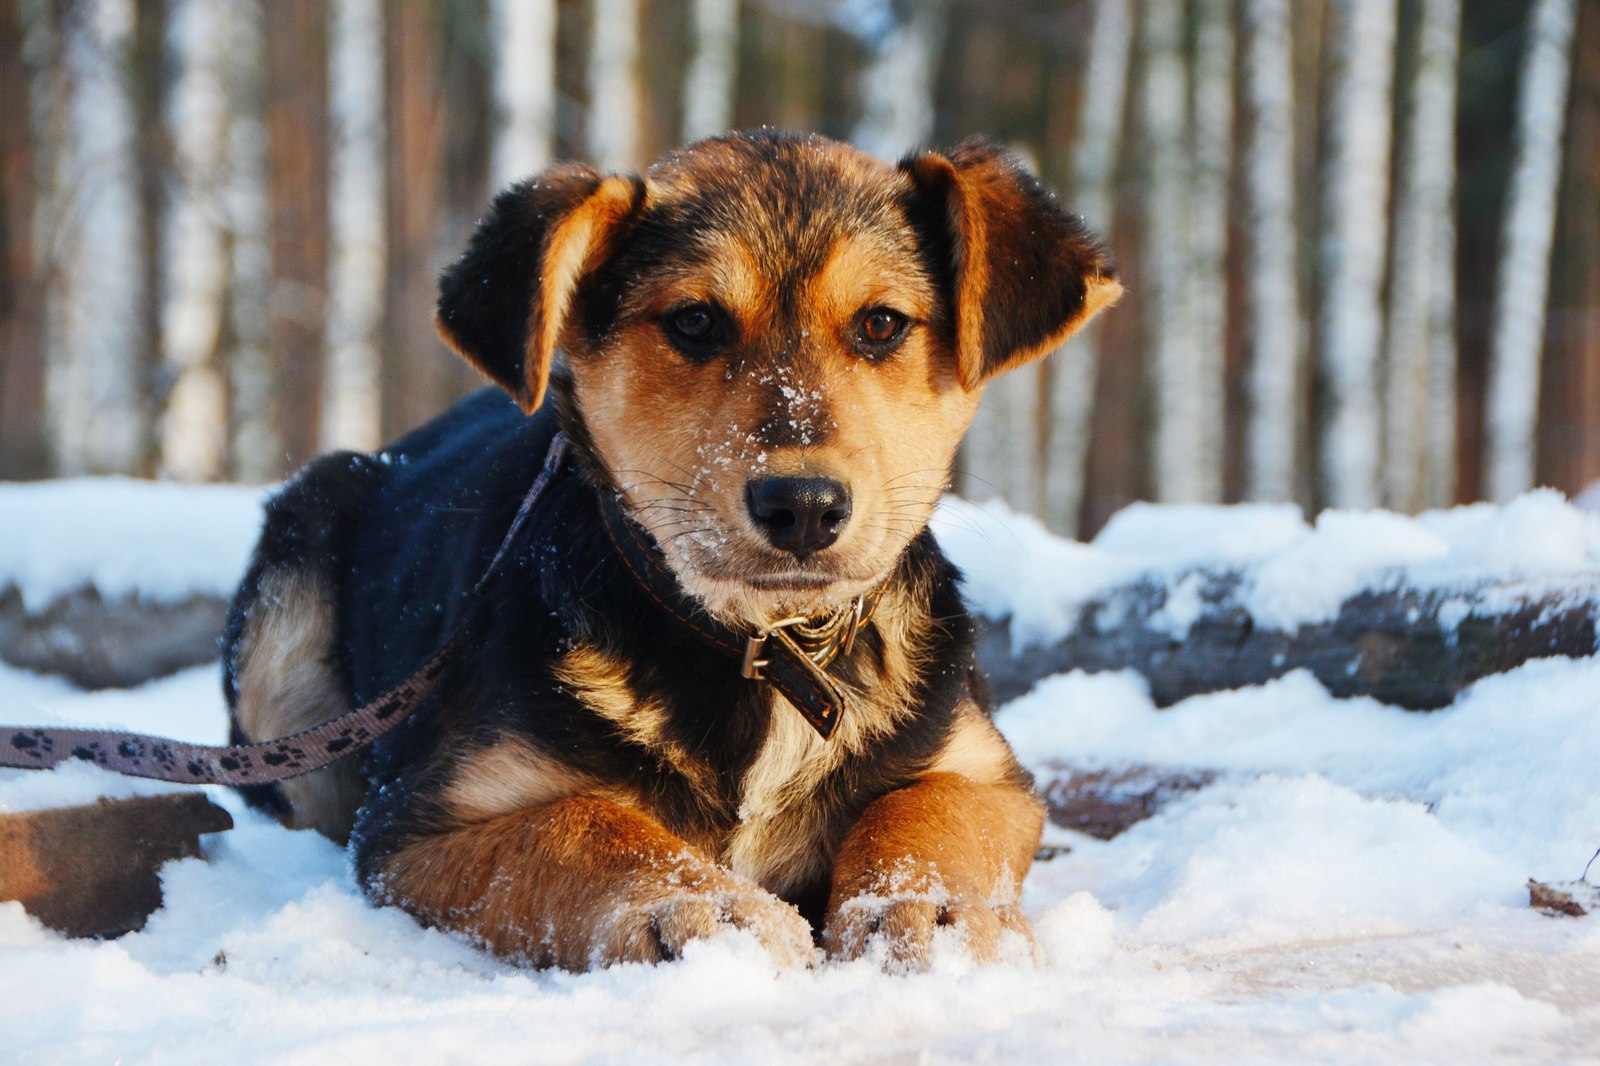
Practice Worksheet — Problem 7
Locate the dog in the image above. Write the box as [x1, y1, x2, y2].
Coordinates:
[222, 130, 1119, 972]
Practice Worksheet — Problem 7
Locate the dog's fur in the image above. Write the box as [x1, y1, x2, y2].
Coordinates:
[223, 131, 1118, 971]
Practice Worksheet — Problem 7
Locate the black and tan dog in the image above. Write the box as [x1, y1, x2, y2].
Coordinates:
[223, 130, 1118, 971]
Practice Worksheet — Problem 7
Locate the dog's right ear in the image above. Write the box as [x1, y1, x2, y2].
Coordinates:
[436, 165, 645, 414]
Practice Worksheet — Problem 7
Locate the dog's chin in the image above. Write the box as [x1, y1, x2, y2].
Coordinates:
[670, 557, 882, 628]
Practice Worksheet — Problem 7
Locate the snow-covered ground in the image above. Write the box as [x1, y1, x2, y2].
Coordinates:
[3, 484, 1599, 1063]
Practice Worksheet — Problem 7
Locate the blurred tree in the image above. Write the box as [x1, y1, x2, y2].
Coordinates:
[683, 0, 737, 141]
[0, 0, 48, 477]
[1485, 0, 1577, 501]
[491, 0, 557, 184]
[1241, 0, 1305, 504]
[1317, 0, 1397, 508]
[1382, 0, 1459, 511]
[262, 0, 331, 469]
[588, 0, 640, 168]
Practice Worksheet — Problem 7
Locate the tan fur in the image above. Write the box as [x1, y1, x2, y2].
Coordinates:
[928, 701, 1026, 787]
[823, 772, 1045, 969]
[234, 570, 363, 842]
[551, 644, 720, 808]
[375, 796, 815, 969]
[441, 738, 596, 824]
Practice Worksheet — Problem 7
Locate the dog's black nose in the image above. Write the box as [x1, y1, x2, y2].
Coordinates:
[745, 477, 852, 558]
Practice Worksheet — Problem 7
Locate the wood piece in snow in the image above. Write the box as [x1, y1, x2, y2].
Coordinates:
[1527, 878, 1598, 917]
[1038, 764, 1219, 840]
[0, 793, 233, 938]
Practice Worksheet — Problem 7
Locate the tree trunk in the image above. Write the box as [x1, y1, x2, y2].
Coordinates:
[0, 0, 48, 479]
[128, 0, 168, 476]
[321, 0, 385, 454]
[587, 0, 641, 169]
[1316, 0, 1397, 508]
[682, 0, 737, 142]
[1044, 0, 1132, 533]
[491, 0, 557, 185]
[1141, 0, 1207, 503]
[262, 0, 331, 470]
[1241, 0, 1304, 503]
[850, 0, 948, 159]
[1383, 0, 1460, 511]
[1186, 0, 1232, 499]
[381, 0, 448, 440]
[1484, 0, 1577, 501]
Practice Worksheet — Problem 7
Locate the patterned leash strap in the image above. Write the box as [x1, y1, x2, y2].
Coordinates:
[0, 432, 571, 786]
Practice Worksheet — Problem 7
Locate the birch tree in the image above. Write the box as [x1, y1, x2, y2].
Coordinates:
[1382, 0, 1459, 510]
[321, 0, 385, 453]
[490, 0, 556, 186]
[129, 0, 168, 475]
[1484, 0, 1577, 501]
[1241, 0, 1304, 502]
[159, 0, 237, 480]
[1043, 0, 1132, 531]
[587, 0, 641, 170]
[682, 0, 738, 142]
[1317, 0, 1397, 508]
[851, 0, 948, 160]
[1186, 0, 1232, 502]
[1142, 0, 1209, 502]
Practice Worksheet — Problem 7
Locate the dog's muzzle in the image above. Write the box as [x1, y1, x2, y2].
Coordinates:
[745, 476, 852, 559]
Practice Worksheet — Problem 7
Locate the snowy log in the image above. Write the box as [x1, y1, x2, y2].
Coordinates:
[976, 572, 1600, 709]
[0, 585, 228, 689]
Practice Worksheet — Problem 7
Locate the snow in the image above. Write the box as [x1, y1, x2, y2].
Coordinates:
[934, 488, 1600, 641]
[3, 483, 1600, 1060]
[0, 478, 267, 611]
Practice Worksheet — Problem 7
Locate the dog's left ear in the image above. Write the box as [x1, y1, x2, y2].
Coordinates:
[435, 164, 646, 413]
[901, 142, 1122, 389]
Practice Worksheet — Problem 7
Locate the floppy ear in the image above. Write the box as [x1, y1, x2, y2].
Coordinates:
[901, 142, 1122, 390]
[435, 164, 645, 413]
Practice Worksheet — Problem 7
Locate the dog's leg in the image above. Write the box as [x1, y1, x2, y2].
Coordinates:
[822, 772, 1043, 970]
[369, 796, 817, 970]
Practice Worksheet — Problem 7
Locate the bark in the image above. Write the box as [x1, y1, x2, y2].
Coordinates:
[0, 0, 48, 478]
[1383, 0, 1460, 511]
[975, 571, 1600, 710]
[1484, 0, 1578, 501]
[682, 0, 738, 142]
[1044, 0, 1132, 533]
[262, 0, 331, 470]
[587, 0, 641, 169]
[1317, 0, 1397, 508]
[491, 0, 557, 184]
[1241, 0, 1304, 502]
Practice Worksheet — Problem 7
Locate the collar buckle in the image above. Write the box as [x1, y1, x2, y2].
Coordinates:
[740, 615, 809, 680]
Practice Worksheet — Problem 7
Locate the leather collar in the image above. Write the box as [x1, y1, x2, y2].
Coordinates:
[596, 489, 885, 740]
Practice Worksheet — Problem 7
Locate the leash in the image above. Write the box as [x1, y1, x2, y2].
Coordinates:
[0, 434, 573, 786]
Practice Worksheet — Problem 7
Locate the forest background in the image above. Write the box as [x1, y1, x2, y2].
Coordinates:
[0, 0, 1594, 537]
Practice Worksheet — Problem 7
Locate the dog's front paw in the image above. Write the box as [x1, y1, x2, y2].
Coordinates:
[824, 888, 1034, 972]
[592, 878, 817, 969]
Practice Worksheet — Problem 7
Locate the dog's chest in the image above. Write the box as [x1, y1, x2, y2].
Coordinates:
[719, 694, 850, 894]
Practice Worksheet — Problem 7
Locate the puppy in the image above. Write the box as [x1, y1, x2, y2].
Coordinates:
[223, 130, 1119, 971]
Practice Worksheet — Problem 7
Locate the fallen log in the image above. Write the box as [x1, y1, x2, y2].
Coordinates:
[0, 585, 228, 689]
[977, 572, 1600, 709]
[3, 573, 1596, 712]
[0, 793, 233, 937]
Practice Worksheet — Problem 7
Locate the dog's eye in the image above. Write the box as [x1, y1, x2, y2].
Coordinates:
[853, 308, 910, 357]
[662, 303, 728, 359]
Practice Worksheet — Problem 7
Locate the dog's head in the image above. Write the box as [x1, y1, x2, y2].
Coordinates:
[436, 131, 1118, 624]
